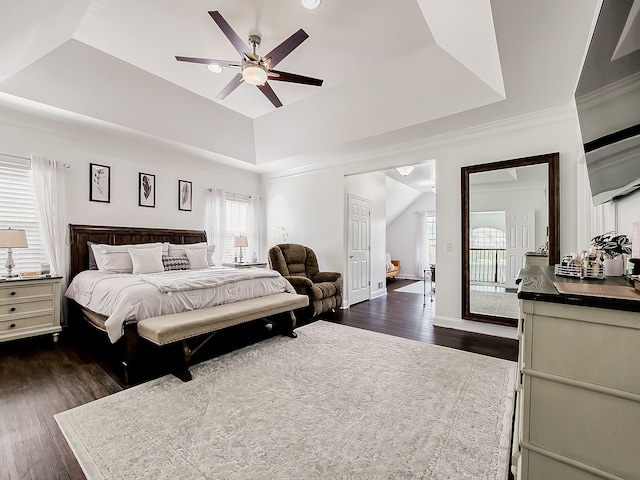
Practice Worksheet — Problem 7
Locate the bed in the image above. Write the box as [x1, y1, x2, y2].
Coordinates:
[67, 224, 307, 382]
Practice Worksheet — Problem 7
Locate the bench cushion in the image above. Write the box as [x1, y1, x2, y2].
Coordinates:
[137, 293, 309, 346]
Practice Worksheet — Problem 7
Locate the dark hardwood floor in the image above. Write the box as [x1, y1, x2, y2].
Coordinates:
[0, 279, 518, 479]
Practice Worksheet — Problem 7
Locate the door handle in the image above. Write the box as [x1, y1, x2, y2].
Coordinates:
[349, 255, 354, 258]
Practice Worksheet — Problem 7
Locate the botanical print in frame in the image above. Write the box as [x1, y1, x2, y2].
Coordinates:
[139, 172, 155, 208]
[89, 163, 110, 203]
[178, 180, 192, 211]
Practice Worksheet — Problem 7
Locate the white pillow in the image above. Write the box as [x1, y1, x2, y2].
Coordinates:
[185, 248, 209, 269]
[129, 245, 164, 274]
[97, 242, 168, 273]
[168, 242, 215, 265]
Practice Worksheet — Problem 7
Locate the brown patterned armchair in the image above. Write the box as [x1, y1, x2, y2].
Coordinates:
[268, 243, 342, 319]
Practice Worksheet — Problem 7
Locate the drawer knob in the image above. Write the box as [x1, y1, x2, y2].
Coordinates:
[10, 307, 16, 312]
[10, 291, 16, 296]
[9, 323, 16, 328]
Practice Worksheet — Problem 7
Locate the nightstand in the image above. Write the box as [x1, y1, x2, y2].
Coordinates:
[0, 276, 62, 343]
[222, 262, 268, 269]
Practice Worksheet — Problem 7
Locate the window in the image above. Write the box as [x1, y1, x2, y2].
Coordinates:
[224, 193, 249, 262]
[426, 212, 436, 263]
[0, 157, 48, 273]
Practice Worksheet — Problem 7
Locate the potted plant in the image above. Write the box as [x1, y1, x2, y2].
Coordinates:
[591, 232, 631, 276]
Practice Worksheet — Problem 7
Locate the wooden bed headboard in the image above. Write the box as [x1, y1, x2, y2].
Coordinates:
[69, 224, 207, 281]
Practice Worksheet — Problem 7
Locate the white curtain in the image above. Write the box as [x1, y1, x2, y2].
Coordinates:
[415, 211, 427, 278]
[30, 156, 68, 319]
[30, 156, 67, 276]
[205, 188, 226, 265]
[248, 195, 263, 262]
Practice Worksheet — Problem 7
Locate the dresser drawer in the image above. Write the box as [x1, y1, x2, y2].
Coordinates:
[0, 299, 53, 317]
[0, 314, 54, 333]
[0, 283, 53, 301]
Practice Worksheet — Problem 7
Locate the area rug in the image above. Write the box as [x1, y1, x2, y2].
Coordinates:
[55, 321, 516, 480]
[395, 280, 430, 294]
[470, 290, 520, 318]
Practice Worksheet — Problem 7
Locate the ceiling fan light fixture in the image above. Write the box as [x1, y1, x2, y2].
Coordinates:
[301, 0, 322, 9]
[396, 166, 415, 177]
[207, 63, 223, 73]
[242, 64, 268, 85]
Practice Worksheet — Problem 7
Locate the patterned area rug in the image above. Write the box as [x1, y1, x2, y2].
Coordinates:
[55, 321, 516, 480]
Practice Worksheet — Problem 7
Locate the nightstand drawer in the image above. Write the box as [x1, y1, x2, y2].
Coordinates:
[0, 283, 53, 301]
[0, 299, 53, 317]
[0, 314, 54, 333]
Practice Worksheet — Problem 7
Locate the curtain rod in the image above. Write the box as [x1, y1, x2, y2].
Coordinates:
[0, 153, 70, 168]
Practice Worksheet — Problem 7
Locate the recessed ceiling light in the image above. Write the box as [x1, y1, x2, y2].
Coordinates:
[207, 64, 223, 73]
[301, 0, 321, 10]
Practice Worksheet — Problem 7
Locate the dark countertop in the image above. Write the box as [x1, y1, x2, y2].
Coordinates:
[525, 252, 549, 257]
[517, 265, 640, 313]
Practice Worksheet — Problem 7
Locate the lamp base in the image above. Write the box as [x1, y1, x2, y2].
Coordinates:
[5, 248, 17, 277]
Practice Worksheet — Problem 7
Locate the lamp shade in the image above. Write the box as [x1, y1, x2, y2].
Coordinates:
[234, 235, 248, 248]
[0, 228, 28, 248]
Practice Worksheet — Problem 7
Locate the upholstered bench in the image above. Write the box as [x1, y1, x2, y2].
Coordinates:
[137, 293, 309, 381]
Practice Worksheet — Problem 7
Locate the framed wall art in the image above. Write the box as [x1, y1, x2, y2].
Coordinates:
[89, 163, 110, 203]
[178, 180, 192, 211]
[138, 172, 155, 208]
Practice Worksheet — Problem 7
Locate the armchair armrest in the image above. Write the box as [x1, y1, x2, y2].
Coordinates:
[311, 271, 342, 283]
[391, 260, 400, 268]
[284, 275, 314, 293]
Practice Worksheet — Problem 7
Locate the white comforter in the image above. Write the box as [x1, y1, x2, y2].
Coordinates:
[65, 267, 295, 343]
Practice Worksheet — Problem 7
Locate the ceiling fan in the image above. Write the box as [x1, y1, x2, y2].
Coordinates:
[176, 11, 323, 108]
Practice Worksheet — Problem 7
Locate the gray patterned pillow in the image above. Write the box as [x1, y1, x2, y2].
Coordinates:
[162, 255, 190, 271]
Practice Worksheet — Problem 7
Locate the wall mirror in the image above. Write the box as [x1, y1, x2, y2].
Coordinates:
[461, 153, 559, 326]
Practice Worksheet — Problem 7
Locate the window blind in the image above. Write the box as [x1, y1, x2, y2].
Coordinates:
[224, 193, 249, 262]
[0, 156, 48, 273]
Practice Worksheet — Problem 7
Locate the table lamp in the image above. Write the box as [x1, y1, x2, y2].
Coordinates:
[0, 228, 28, 277]
[234, 235, 248, 263]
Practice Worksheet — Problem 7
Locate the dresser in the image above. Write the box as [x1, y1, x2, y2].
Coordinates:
[514, 266, 640, 480]
[0, 276, 62, 343]
[222, 262, 268, 269]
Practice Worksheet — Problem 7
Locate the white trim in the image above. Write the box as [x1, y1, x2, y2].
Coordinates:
[434, 314, 518, 340]
[576, 70, 640, 113]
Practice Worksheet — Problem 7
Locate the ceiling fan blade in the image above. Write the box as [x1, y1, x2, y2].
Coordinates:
[268, 69, 323, 87]
[263, 29, 309, 68]
[175, 56, 241, 68]
[217, 73, 244, 100]
[257, 82, 283, 108]
[209, 11, 250, 57]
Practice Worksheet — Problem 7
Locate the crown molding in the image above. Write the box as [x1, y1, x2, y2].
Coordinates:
[576, 71, 640, 113]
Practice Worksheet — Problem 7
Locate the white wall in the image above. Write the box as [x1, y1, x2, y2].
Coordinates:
[0, 108, 260, 248]
[615, 189, 640, 240]
[263, 105, 583, 339]
[386, 192, 436, 279]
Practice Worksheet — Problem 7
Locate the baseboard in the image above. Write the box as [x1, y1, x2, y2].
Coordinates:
[434, 315, 518, 340]
[371, 288, 387, 300]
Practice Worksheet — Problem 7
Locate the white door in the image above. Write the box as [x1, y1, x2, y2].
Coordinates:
[505, 209, 534, 289]
[348, 195, 370, 305]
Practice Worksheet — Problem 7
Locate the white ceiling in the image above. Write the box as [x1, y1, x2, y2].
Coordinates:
[0, 0, 601, 175]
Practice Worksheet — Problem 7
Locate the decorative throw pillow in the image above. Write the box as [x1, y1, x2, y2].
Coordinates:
[129, 246, 164, 274]
[168, 242, 215, 266]
[162, 255, 190, 271]
[96, 242, 168, 273]
[186, 248, 209, 269]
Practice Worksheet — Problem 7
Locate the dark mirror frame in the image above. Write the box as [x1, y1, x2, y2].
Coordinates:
[461, 152, 560, 327]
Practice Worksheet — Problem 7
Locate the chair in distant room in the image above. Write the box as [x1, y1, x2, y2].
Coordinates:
[268, 243, 342, 320]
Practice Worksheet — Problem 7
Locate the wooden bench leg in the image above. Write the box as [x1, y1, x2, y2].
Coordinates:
[287, 310, 298, 338]
[121, 322, 139, 385]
